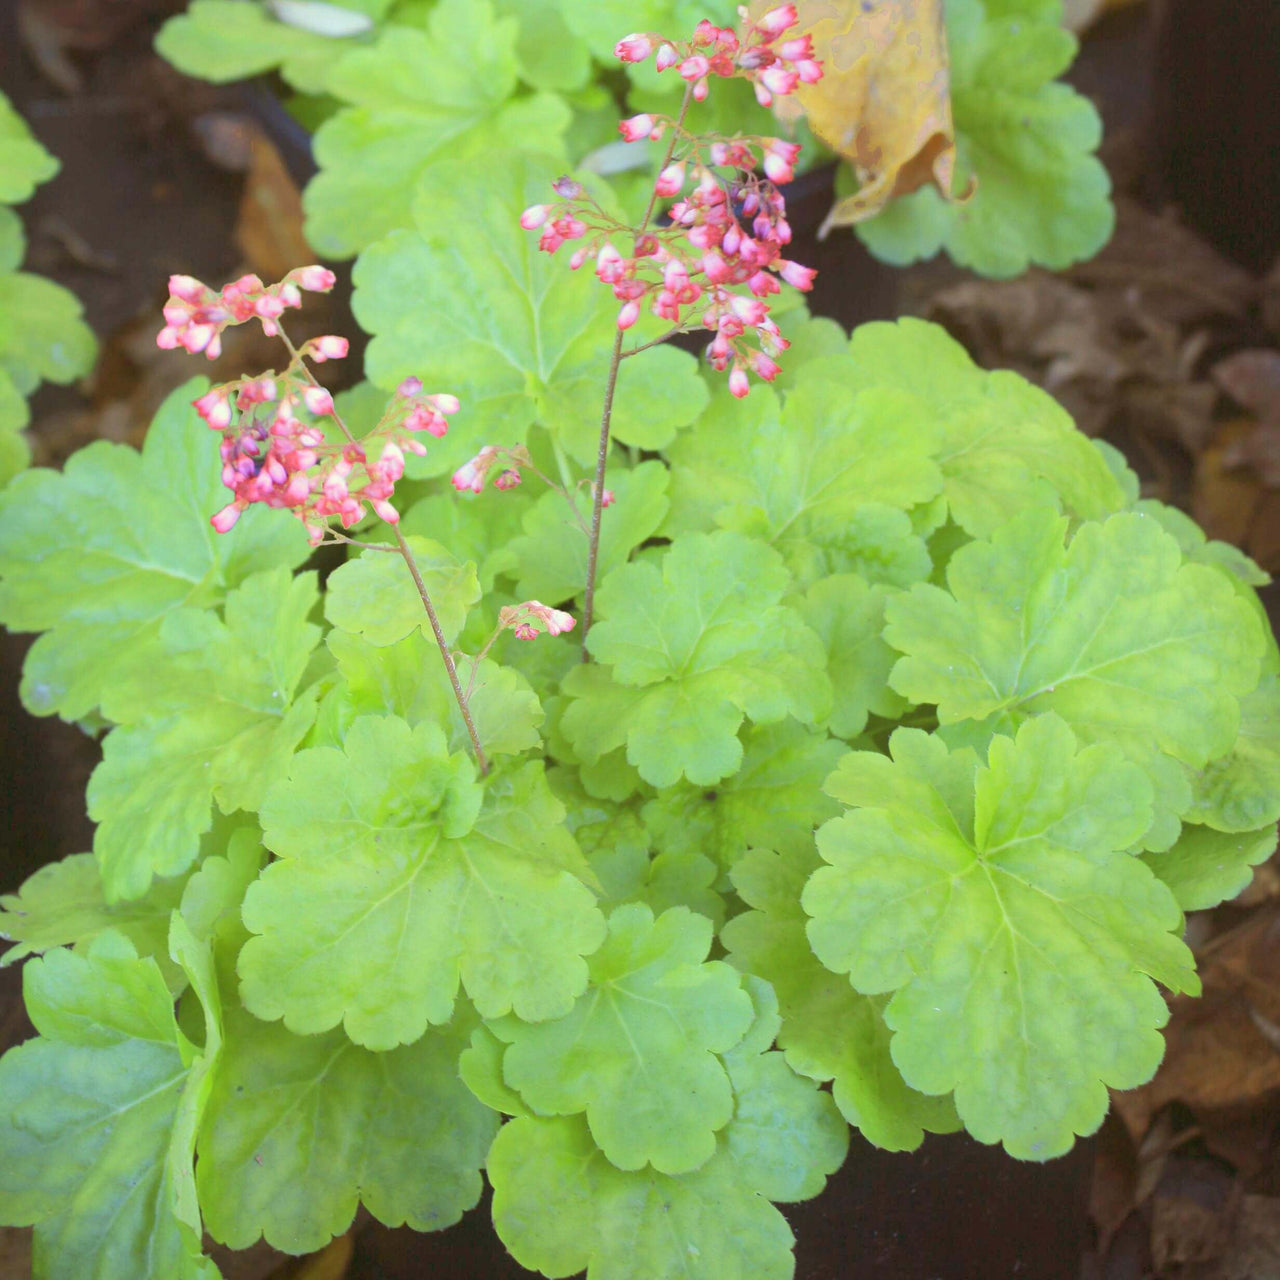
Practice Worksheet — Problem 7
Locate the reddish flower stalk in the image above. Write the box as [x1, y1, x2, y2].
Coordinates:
[518, 8, 824, 657]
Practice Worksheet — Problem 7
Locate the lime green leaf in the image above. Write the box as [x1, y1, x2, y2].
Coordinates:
[401, 488, 531, 591]
[241, 716, 605, 1048]
[197, 1001, 496, 1253]
[1143, 822, 1278, 912]
[1134, 499, 1271, 587]
[507, 460, 669, 603]
[856, 0, 1113, 277]
[0, 853, 186, 983]
[494, 0, 592, 92]
[490, 1115, 797, 1280]
[804, 716, 1199, 1158]
[85, 569, 320, 901]
[155, 0, 368, 92]
[459, 1024, 530, 1117]
[797, 574, 909, 739]
[0, 208, 24, 274]
[324, 536, 479, 646]
[723, 845, 959, 1151]
[0, 379, 310, 720]
[561, 532, 831, 787]
[353, 153, 707, 474]
[885, 508, 1264, 848]
[327, 627, 543, 756]
[0, 930, 221, 1278]
[304, 0, 569, 255]
[0, 93, 58, 203]
[640, 720, 845, 866]
[178, 828, 266, 954]
[721, 977, 850, 1202]
[662, 380, 942, 588]
[0, 273, 95, 390]
[837, 320, 1125, 536]
[1186, 675, 1280, 833]
[493, 904, 754, 1174]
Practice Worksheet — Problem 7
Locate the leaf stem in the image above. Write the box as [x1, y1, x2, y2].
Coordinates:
[580, 83, 695, 661]
[276, 320, 489, 775]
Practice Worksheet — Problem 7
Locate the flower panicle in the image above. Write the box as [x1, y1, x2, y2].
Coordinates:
[165, 270, 459, 543]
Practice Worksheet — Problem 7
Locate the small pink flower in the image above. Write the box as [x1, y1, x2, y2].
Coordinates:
[211, 502, 243, 533]
[655, 42, 679, 71]
[619, 113, 655, 143]
[655, 162, 685, 198]
[288, 265, 337, 293]
[728, 368, 750, 398]
[600, 487, 616, 508]
[796, 59, 823, 84]
[756, 4, 799, 37]
[193, 389, 233, 429]
[615, 33, 652, 62]
[310, 335, 349, 362]
[679, 55, 710, 81]
[751, 351, 781, 381]
[303, 386, 334, 416]
[617, 300, 641, 330]
[777, 35, 814, 61]
[520, 204, 550, 230]
[494, 469, 522, 490]
[761, 66, 800, 97]
[513, 623, 538, 641]
[778, 259, 817, 290]
[398, 375, 423, 397]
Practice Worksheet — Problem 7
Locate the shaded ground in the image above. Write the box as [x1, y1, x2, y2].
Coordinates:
[1, 2, 1279, 1278]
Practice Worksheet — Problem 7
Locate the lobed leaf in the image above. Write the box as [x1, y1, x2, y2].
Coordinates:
[0, 928, 221, 1278]
[197, 1001, 496, 1254]
[885, 507, 1264, 848]
[492, 903, 755, 1175]
[1142, 823, 1278, 913]
[804, 716, 1199, 1158]
[561, 531, 831, 787]
[0, 379, 309, 720]
[86, 568, 322, 901]
[240, 715, 605, 1048]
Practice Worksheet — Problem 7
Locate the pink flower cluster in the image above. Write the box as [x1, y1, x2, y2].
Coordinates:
[615, 4, 820, 106]
[499, 601, 576, 642]
[156, 266, 336, 360]
[451, 444, 524, 494]
[166, 271, 460, 543]
[520, 12, 822, 398]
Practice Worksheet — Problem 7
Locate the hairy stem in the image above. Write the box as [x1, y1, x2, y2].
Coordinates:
[392, 524, 489, 775]
[580, 83, 695, 660]
[277, 321, 489, 775]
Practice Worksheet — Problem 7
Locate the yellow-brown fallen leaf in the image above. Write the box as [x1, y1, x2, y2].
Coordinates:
[758, 0, 957, 234]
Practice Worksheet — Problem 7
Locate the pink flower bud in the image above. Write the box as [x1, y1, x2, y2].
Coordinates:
[398, 375, 423, 396]
[211, 502, 243, 533]
[751, 351, 781, 381]
[494, 468, 522, 490]
[520, 204, 550, 230]
[777, 35, 814, 60]
[753, 82, 773, 108]
[778, 259, 817, 290]
[729, 294, 768, 325]
[600, 488, 616, 508]
[303, 386, 334, 416]
[431, 393, 460, 415]
[371, 499, 399, 524]
[757, 4, 799, 37]
[311, 335, 349, 361]
[289, 265, 337, 293]
[615, 33, 652, 62]
[617, 300, 640, 330]
[193, 389, 233, 429]
[796, 59, 823, 84]
[655, 41, 679, 70]
[545, 607, 575, 635]
[728, 368, 750, 398]
[168, 274, 206, 303]
[513, 623, 538, 641]
[618, 113, 655, 143]
[761, 66, 799, 96]
[655, 162, 685, 198]
[692, 77, 710, 102]
[679, 55, 710, 81]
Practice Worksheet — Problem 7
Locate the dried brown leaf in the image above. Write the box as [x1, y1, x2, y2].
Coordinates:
[759, 0, 957, 232]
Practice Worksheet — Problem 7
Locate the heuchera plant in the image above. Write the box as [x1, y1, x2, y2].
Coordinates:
[1, 6, 1279, 1279]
